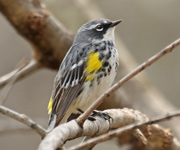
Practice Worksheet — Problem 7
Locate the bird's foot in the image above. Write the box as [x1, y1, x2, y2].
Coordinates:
[88, 110, 112, 121]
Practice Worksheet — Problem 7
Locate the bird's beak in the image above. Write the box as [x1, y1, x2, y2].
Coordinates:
[110, 19, 123, 27]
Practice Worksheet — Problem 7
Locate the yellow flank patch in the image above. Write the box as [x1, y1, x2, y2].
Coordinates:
[48, 98, 53, 114]
[86, 74, 94, 81]
[85, 51, 103, 74]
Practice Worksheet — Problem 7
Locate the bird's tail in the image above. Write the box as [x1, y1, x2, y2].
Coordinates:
[47, 113, 57, 131]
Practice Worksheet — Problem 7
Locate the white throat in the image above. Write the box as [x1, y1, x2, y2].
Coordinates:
[103, 27, 115, 42]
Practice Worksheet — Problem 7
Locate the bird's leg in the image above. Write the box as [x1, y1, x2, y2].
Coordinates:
[77, 109, 112, 121]
[91, 110, 112, 121]
[77, 108, 96, 121]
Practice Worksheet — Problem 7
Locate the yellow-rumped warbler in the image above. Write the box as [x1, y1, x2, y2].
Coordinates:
[48, 18, 122, 130]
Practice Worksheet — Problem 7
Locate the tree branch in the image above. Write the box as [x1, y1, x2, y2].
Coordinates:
[0, 118, 47, 134]
[76, 38, 180, 125]
[38, 108, 148, 150]
[0, 105, 47, 137]
[68, 110, 180, 150]
[0, 0, 73, 70]
[38, 108, 180, 150]
[0, 58, 40, 89]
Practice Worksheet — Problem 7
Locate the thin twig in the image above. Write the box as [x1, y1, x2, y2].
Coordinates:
[69, 109, 180, 150]
[76, 38, 180, 125]
[0, 68, 20, 105]
[0, 105, 47, 137]
[0, 58, 40, 89]
[0, 59, 33, 104]
[0, 118, 47, 134]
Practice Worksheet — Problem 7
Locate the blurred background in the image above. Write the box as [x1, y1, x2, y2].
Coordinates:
[0, 0, 180, 149]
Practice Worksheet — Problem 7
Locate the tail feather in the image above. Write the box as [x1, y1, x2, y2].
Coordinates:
[47, 113, 57, 131]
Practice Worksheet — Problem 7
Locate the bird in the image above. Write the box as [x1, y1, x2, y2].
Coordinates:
[48, 18, 122, 130]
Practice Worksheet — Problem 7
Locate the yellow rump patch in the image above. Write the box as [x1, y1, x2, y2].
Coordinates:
[48, 98, 53, 114]
[85, 51, 103, 81]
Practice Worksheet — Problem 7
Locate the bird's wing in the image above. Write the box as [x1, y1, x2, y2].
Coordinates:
[48, 44, 89, 128]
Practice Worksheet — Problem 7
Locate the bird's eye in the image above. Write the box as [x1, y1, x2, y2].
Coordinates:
[95, 24, 103, 31]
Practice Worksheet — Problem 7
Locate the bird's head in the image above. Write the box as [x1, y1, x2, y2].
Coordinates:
[74, 18, 122, 44]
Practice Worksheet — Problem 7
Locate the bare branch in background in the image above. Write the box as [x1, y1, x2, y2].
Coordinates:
[76, 38, 180, 126]
[0, 105, 47, 137]
[0, 59, 40, 89]
[0, 59, 40, 105]
[0, 118, 47, 134]
[0, 0, 73, 70]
